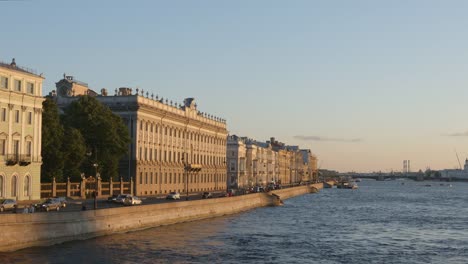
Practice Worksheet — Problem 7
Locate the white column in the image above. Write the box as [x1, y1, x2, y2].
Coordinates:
[7, 104, 13, 153]
[20, 106, 26, 155]
[37, 109, 42, 161]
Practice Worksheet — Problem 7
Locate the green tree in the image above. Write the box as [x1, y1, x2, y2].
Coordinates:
[62, 96, 130, 181]
[62, 126, 86, 181]
[41, 97, 64, 182]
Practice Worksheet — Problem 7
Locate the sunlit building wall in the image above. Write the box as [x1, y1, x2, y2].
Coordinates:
[0, 59, 45, 200]
[55, 79, 228, 196]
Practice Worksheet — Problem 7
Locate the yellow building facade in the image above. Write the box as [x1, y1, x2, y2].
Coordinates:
[0, 59, 44, 200]
[55, 81, 228, 196]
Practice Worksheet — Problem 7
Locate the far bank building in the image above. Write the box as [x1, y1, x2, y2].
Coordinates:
[0, 59, 45, 200]
[54, 76, 228, 196]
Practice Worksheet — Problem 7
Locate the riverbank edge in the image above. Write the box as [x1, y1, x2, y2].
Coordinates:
[0, 183, 323, 252]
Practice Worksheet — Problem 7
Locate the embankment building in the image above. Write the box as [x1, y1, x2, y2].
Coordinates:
[54, 76, 228, 196]
[0, 59, 45, 200]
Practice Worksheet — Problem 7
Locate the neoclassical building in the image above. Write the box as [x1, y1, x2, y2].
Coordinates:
[228, 136, 318, 189]
[55, 78, 228, 196]
[227, 135, 246, 189]
[0, 59, 44, 200]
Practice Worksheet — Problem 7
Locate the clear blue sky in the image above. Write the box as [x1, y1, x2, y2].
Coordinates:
[3, 0, 468, 172]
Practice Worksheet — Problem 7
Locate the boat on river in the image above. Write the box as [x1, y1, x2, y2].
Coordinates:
[337, 181, 358, 189]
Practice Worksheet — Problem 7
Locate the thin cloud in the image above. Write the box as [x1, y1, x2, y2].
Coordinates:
[294, 135, 362, 143]
[445, 131, 468, 137]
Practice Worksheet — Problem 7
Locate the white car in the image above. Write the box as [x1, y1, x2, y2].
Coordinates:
[115, 194, 131, 204]
[123, 196, 142, 206]
[166, 192, 180, 200]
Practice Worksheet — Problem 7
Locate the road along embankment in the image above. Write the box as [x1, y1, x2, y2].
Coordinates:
[0, 183, 323, 252]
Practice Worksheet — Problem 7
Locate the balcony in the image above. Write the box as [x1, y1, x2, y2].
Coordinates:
[5, 155, 18, 166]
[5, 154, 32, 166]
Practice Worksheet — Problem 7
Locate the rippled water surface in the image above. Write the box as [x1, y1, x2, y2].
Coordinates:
[2, 180, 468, 264]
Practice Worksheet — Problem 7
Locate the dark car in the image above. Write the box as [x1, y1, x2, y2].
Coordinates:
[202, 192, 213, 199]
[52, 196, 67, 208]
[0, 199, 17, 212]
[40, 198, 62, 212]
[107, 194, 118, 203]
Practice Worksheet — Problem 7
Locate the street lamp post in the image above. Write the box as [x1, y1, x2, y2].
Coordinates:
[93, 163, 98, 209]
[87, 147, 99, 210]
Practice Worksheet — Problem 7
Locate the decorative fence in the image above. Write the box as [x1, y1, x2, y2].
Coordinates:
[41, 176, 133, 199]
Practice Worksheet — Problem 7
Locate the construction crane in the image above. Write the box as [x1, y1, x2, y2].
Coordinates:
[455, 149, 462, 170]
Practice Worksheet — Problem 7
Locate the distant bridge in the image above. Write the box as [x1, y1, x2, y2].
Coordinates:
[339, 173, 427, 181]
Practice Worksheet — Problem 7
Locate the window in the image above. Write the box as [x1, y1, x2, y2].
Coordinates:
[0, 176, 3, 197]
[27, 112, 32, 125]
[150, 172, 153, 184]
[145, 172, 148, 184]
[26, 141, 32, 157]
[13, 140, 19, 156]
[0, 140, 5, 155]
[24, 176, 30, 197]
[27, 82, 34, 94]
[139, 172, 143, 184]
[11, 176, 17, 197]
[230, 161, 235, 171]
[0, 76, 8, 89]
[14, 80, 21, 92]
[15, 110, 19, 123]
[1, 108, 6, 122]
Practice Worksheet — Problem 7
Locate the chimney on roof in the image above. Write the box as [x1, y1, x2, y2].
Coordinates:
[10, 58, 16, 67]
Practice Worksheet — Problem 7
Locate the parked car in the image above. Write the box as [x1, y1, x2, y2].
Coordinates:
[227, 189, 236, 197]
[52, 196, 67, 208]
[166, 192, 180, 200]
[40, 198, 62, 212]
[123, 196, 142, 206]
[0, 199, 17, 212]
[202, 192, 213, 199]
[115, 194, 131, 204]
[107, 194, 118, 203]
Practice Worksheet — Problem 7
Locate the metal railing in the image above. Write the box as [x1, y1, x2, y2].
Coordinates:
[4, 154, 38, 165]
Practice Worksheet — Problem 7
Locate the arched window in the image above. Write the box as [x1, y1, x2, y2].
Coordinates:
[24, 175, 30, 197]
[11, 175, 17, 197]
[0, 175, 3, 197]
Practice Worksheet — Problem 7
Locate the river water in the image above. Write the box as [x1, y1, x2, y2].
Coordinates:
[2, 179, 468, 264]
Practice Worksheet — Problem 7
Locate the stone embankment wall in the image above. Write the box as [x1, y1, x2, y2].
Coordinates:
[0, 183, 323, 252]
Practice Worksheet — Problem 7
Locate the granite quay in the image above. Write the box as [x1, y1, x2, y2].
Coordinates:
[0, 183, 324, 252]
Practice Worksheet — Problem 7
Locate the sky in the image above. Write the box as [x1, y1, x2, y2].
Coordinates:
[2, 0, 468, 172]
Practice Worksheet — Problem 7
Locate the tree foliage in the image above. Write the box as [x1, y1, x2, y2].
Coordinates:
[41, 97, 64, 182]
[62, 127, 86, 181]
[62, 96, 130, 181]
